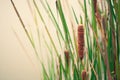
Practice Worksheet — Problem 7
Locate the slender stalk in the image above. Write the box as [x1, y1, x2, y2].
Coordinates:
[10, 0, 39, 58]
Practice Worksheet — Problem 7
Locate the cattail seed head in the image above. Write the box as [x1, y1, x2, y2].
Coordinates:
[93, 0, 97, 13]
[55, 0, 59, 10]
[78, 24, 84, 60]
[81, 70, 87, 80]
[64, 50, 69, 65]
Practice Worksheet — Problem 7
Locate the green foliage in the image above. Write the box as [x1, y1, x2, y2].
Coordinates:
[11, 0, 120, 80]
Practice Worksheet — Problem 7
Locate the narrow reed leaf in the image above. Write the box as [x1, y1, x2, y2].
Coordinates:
[73, 65, 81, 80]
[72, 7, 79, 24]
[91, 0, 97, 32]
[97, 53, 102, 80]
[58, 56, 66, 80]
[90, 59, 98, 80]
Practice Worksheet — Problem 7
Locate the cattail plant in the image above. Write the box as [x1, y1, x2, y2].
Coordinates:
[78, 24, 84, 60]
[11, 0, 120, 80]
[64, 50, 69, 66]
[93, 0, 97, 13]
[81, 70, 87, 80]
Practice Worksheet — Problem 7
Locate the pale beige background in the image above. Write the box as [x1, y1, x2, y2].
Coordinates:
[0, 0, 41, 80]
[0, 0, 85, 80]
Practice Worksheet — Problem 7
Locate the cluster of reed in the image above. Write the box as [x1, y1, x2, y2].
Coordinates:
[11, 0, 120, 80]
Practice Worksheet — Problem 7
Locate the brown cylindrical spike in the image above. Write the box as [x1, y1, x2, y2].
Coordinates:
[82, 70, 87, 80]
[78, 24, 84, 60]
[64, 50, 69, 65]
[93, 0, 97, 13]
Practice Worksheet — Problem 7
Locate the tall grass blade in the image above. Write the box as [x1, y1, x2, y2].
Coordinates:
[10, 0, 39, 59]
[33, 0, 59, 57]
